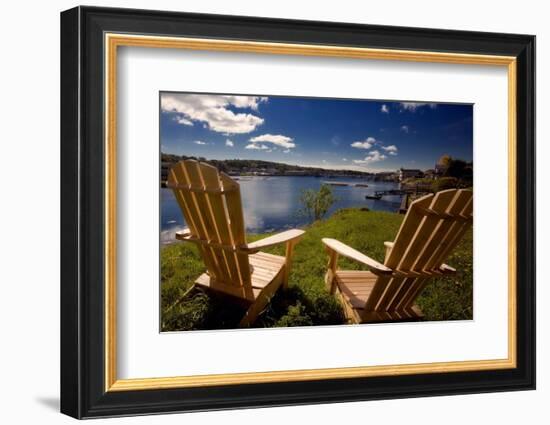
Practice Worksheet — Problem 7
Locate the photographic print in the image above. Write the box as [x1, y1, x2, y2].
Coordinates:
[160, 92, 474, 331]
[61, 9, 535, 417]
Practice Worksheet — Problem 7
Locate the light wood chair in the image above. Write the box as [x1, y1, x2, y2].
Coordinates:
[167, 160, 305, 327]
[322, 189, 473, 323]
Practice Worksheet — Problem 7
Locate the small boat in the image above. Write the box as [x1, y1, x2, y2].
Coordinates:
[365, 194, 382, 200]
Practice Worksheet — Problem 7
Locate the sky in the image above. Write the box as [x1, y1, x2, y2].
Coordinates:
[160, 92, 473, 172]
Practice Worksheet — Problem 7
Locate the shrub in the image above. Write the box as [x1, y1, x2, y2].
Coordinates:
[274, 302, 314, 327]
[431, 176, 458, 192]
[299, 184, 337, 222]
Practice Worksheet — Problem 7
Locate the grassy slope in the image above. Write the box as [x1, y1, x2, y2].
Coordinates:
[161, 208, 473, 331]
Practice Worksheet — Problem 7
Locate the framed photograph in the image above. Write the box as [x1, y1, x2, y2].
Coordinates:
[60, 6, 535, 419]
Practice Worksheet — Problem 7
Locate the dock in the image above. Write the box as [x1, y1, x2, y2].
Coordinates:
[365, 187, 431, 213]
[323, 182, 369, 188]
[399, 193, 409, 214]
[323, 181, 349, 186]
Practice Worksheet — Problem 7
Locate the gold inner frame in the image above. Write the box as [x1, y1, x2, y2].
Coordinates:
[104, 33, 517, 392]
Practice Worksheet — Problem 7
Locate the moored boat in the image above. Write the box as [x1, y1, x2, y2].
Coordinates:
[365, 194, 382, 200]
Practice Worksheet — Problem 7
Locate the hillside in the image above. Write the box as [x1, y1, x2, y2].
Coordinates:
[161, 152, 372, 183]
[161, 208, 473, 331]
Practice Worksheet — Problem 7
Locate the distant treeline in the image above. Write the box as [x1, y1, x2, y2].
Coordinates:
[161, 152, 372, 181]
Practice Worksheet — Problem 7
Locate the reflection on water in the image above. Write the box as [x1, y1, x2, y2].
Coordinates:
[161, 176, 401, 241]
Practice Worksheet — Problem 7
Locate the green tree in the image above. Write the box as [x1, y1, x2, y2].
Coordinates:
[444, 158, 468, 179]
[438, 154, 452, 168]
[299, 184, 337, 221]
[431, 177, 459, 192]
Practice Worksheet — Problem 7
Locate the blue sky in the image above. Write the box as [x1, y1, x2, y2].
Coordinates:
[160, 92, 473, 172]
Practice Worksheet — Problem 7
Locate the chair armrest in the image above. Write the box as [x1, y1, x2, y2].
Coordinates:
[439, 263, 456, 274]
[244, 229, 305, 253]
[322, 238, 392, 275]
[176, 228, 304, 254]
[175, 228, 192, 240]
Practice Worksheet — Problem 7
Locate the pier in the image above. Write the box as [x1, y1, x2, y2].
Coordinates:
[365, 186, 431, 213]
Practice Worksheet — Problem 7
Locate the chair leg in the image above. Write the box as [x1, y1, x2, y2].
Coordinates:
[164, 283, 196, 314]
[239, 295, 270, 328]
[239, 274, 282, 327]
[282, 241, 295, 289]
[325, 249, 339, 294]
[332, 284, 360, 324]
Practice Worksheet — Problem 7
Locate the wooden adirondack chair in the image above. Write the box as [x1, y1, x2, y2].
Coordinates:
[167, 160, 305, 327]
[322, 188, 473, 323]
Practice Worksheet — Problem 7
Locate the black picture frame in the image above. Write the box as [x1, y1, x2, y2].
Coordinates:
[61, 5, 535, 419]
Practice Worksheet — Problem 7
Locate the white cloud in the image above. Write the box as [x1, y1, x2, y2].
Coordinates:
[225, 139, 234, 147]
[176, 116, 193, 126]
[342, 158, 348, 161]
[194, 140, 207, 145]
[400, 125, 409, 133]
[223, 95, 268, 110]
[381, 104, 389, 113]
[379, 145, 398, 156]
[248, 134, 296, 149]
[351, 137, 376, 149]
[353, 150, 387, 164]
[245, 143, 269, 150]
[351, 141, 372, 149]
[400, 102, 437, 112]
[283, 149, 291, 154]
[161, 94, 267, 134]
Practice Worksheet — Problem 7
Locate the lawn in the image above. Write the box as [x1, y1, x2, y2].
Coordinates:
[161, 208, 473, 331]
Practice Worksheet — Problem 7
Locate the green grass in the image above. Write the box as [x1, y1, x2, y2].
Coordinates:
[161, 208, 473, 331]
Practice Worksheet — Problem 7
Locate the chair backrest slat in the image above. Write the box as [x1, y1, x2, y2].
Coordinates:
[168, 160, 251, 289]
[202, 164, 250, 286]
[220, 173, 251, 287]
[198, 162, 243, 286]
[398, 190, 459, 270]
[168, 162, 222, 281]
[385, 194, 434, 269]
[181, 161, 228, 283]
[386, 277, 417, 311]
[363, 275, 392, 311]
[424, 195, 472, 271]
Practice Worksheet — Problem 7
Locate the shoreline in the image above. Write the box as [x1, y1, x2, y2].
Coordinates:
[160, 206, 403, 247]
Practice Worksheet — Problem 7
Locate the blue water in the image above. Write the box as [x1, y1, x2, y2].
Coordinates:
[161, 176, 401, 243]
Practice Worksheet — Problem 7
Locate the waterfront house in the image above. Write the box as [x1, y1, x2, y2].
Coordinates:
[398, 168, 424, 181]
